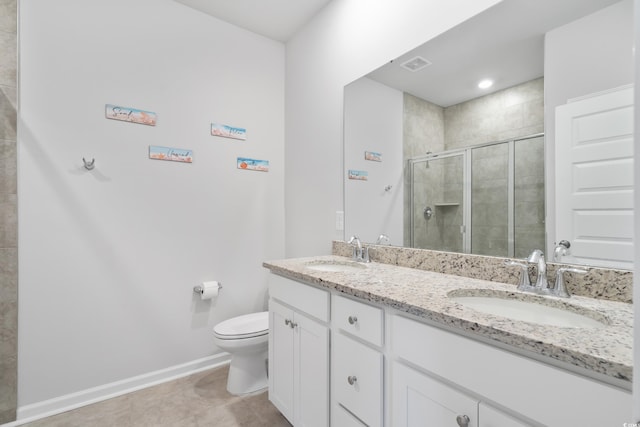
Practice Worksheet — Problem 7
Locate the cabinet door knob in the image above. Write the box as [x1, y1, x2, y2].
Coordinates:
[456, 414, 470, 427]
[347, 375, 357, 385]
[284, 319, 291, 326]
[348, 315, 358, 325]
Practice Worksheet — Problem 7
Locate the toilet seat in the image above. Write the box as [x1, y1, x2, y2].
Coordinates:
[214, 311, 268, 340]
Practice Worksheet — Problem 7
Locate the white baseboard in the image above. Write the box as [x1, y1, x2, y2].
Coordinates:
[8, 353, 230, 426]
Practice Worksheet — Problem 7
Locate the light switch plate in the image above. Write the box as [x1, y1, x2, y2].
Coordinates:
[336, 211, 344, 231]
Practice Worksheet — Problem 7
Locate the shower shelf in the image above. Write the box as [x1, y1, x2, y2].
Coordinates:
[434, 203, 460, 207]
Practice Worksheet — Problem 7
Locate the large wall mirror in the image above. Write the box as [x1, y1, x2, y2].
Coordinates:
[344, 0, 634, 269]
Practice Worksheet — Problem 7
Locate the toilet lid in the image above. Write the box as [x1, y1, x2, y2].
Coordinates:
[214, 311, 269, 339]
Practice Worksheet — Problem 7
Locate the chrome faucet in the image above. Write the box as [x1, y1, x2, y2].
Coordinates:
[527, 249, 549, 291]
[553, 240, 571, 262]
[376, 234, 390, 245]
[348, 236, 364, 261]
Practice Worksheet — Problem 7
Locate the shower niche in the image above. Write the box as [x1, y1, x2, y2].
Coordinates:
[409, 134, 545, 258]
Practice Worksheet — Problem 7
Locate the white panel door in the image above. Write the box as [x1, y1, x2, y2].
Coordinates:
[555, 86, 634, 269]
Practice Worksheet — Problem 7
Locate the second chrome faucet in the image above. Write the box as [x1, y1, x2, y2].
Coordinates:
[505, 249, 586, 298]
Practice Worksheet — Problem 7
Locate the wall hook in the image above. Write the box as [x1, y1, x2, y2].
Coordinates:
[384, 185, 392, 192]
[83, 158, 95, 170]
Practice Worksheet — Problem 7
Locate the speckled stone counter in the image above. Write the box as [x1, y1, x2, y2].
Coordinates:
[263, 255, 633, 385]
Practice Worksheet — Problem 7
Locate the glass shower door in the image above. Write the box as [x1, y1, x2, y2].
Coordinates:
[470, 143, 509, 257]
[410, 153, 465, 252]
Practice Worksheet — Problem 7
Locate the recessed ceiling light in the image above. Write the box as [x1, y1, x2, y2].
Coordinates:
[478, 79, 494, 89]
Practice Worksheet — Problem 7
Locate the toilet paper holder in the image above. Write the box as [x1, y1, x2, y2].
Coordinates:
[193, 283, 222, 294]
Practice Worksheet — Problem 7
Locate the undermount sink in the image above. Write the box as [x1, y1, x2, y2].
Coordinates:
[304, 260, 367, 272]
[448, 290, 608, 329]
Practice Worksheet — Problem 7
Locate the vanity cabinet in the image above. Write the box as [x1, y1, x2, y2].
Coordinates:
[268, 275, 330, 427]
[391, 314, 631, 426]
[267, 271, 631, 427]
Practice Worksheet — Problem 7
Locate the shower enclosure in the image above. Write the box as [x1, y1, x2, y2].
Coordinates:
[408, 134, 544, 258]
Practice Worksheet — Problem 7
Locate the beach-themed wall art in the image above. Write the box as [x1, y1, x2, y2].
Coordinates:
[365, 151, 382, 162]
[149, 145, 193, 163]
[211, 123, 247, 140]
[106, 104, 157, 126]
[237, 157, 269, 172]
[348, 170, 368, 181]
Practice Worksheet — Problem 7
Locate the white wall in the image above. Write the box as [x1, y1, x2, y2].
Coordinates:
[634, 0, 640, 419]
[343, 77, 403, 245]
[284, 0, 503, 257]
[544, 0, 634, 256]
[18, 0, 284, 407]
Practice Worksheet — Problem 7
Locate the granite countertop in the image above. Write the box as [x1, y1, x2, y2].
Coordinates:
[264, 255, 633, 384]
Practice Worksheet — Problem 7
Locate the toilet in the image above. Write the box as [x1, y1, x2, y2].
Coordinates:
[213, 311, 269, 395]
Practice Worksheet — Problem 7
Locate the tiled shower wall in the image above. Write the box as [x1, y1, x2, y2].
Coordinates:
[403, 94, 444, 247]
[0, 0, 17, 423]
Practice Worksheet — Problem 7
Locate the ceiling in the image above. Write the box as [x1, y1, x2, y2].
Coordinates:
[173, 0, 333, 42]
[366, 0, 622, 107]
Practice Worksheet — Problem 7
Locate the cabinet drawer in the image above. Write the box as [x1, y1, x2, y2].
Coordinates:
[269, 274, 329, 322]
[333, 404, 367, 427]
[333, 333, 383, 427]
[333, 294, 383, 346]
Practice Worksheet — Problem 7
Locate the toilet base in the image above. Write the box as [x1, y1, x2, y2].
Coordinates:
[226, 348, 268, 395]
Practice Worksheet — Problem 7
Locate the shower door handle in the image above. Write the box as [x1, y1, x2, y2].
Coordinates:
[424, 206, 433, 219]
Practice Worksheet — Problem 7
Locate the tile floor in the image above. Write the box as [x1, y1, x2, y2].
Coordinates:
[21, 365, 291, 427]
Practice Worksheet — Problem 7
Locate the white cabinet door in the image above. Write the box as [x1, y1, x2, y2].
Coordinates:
[392, 362, 478, 427]
[295, 311, 329, 427]
[269, 298, 329, 427]
[269, 300, 295, 424]
[478, 403, 531, 427]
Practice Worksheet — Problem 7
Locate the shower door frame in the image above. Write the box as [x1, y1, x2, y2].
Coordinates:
[408, 132, 544, 256]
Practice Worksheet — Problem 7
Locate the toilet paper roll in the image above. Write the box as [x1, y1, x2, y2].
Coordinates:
[200, 281, 220, 300]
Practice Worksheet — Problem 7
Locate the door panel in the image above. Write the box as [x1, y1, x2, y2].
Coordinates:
[555, 86, 634, 268]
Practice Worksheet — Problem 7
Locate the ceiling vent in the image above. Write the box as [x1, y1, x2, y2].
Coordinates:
[400, 56, 432, 72]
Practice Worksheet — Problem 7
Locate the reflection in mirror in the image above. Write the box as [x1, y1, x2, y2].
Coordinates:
[343, 0, 633, 269]
[408, 134, 545, 260]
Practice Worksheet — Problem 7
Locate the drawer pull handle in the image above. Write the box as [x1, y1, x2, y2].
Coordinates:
[347, 375, 357, 385]
[456, 415, 470, 427]
[348, 316, 358, 325]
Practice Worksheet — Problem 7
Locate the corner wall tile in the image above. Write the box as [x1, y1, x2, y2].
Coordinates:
[0, 30, 16, 87]
[0, 193, 16, 247]
[0, 88, 16, 140]
[0, 1, 17, 34]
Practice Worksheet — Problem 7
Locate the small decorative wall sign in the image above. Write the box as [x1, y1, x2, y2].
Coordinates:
[365, 151, 382, 162]
[237, 157, 269, 172]
[105, 104, 157, 126]
[348, 170, 368, 181]
[149, 145, 193, 163]
[211, 123, 247, 140]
